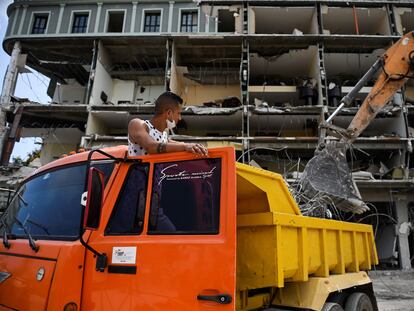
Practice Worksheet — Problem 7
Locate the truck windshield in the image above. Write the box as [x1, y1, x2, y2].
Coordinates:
[0, 161, 114, 241]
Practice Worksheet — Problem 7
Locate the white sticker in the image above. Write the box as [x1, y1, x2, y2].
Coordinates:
[111, 247, 137, 264]
[80, 192, 88, 207]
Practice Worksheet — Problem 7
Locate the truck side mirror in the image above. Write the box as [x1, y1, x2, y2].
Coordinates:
[83, 167, 105, 230]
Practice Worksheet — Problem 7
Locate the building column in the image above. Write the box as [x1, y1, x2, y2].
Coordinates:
[395, 195, 412, 270]
[168, 1, 174, 33]
[94, 3, 103, 33]
[205, 13, 210, 33]
[17, 5, 28, 35]
[0, 41, 22, 165]
[1, 41, 21, 105]
[130, 2, 138, 33]
[0, 109, 6, 167]
[10, 6, 20, 35]
[84, 40, 100, 106]
[56, 3, 66, 34]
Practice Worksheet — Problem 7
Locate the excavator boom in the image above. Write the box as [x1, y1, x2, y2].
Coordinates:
[298, 32, 414, 215]
[347, 31, 414, 141]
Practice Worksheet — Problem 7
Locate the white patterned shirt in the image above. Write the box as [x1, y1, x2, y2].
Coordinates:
[128, 120, 168, 156]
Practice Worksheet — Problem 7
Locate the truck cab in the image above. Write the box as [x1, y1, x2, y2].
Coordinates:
[0, 146, 237, 310]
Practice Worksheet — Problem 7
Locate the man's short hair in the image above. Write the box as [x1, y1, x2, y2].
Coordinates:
[154, 91, 183, 115]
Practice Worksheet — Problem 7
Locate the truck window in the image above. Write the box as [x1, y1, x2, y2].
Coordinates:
[0, 162, 113, 240]
[148, 158, 221, 234]
[105, 164, 149, 235]
[92, 161, 116, 185]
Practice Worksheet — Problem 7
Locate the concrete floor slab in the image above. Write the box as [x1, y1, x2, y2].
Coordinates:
[369, 270, 414, 311]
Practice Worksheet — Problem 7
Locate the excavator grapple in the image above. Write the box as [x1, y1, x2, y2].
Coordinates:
[299, 142, 368, 215]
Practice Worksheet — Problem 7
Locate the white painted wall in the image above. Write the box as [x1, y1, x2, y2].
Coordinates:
[252, 7, 317, 34]
[40, 143, 79, 165]
[52, 80, 86, 105]
[20, 128, 84, 165]
[88, 42, 166, 106]
[394, 7, 414, 35]
[90, 42, 113, 105]
[250, 46, 318, 78]
[91, 59, 113, 105]
[322, 6, 390, 35]
[21, 128, 83, 143]
[85, 112, 107, 135]
[181, 84, 240, 106]
[111, 79, 135, 104]
[135, 84, 164, 104]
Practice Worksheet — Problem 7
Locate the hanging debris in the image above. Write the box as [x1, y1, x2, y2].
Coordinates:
[296, 141, 369, 216]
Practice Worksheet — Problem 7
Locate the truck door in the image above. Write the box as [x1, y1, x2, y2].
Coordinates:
[81, 148, 237, 310]
[0, 160, 115, 311]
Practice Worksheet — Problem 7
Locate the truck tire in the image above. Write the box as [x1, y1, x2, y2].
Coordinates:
[322, 302, 344, 311]
[344, 293, 373, 311]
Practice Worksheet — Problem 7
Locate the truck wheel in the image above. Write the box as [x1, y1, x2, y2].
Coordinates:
[322, 302, 344, 311]
[344, 293, 373, 311]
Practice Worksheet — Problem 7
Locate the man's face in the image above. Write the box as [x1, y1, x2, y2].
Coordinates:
[167, 106, 182, 124]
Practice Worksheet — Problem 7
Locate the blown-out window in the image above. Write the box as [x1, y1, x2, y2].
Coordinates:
[148, 158, 221, 234]
[107, 11, 124, 33]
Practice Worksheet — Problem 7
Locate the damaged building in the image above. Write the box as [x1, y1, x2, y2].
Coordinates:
[0, 0, 414, 270]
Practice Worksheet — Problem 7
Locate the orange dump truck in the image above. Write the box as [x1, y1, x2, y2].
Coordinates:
[0, 146, 378, 311]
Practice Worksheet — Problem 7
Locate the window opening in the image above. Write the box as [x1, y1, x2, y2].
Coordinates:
[181, 11, 198, 32]
[0, 161, 114, 241]
[148, 158, 221, 234]
[106, 164, 149, 235]
[92, 161, 116, 185]
[218, 10, 235, 32]
[32, 14, 48, 34]
[144, 12, 161, 32]
[72, 13, 89, 33]
[107, 11, 124, 33]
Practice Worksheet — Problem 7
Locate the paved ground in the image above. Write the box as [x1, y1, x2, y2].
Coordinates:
[369, 270, 414, 311]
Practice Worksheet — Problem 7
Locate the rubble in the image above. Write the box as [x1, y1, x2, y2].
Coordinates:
[0, 158, 41, 210]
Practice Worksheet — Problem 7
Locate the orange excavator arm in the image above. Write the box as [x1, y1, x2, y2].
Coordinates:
[299, 32, 414, 215]
[325, 31, 414, 142]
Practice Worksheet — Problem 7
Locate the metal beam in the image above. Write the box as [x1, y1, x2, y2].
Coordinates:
[1, 106, 23, 166]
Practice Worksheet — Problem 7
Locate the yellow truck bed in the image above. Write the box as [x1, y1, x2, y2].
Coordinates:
[235, 162, 378, 291]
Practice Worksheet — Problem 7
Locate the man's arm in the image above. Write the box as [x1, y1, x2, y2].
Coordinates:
[128, 119, 208, 155]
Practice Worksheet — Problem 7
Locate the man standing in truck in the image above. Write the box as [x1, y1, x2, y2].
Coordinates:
[128, 91, 208, 231]
[128, 91, 208, 156]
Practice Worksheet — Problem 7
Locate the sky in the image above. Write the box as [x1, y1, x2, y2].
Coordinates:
[0, 0, 49, 162]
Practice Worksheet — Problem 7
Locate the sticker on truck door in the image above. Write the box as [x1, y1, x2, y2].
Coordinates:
[111, 247, 137, 264]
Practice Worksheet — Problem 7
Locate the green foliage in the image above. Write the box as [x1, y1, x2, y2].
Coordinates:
[11, 149, 40, 166]
[11, 156, 24, 166]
